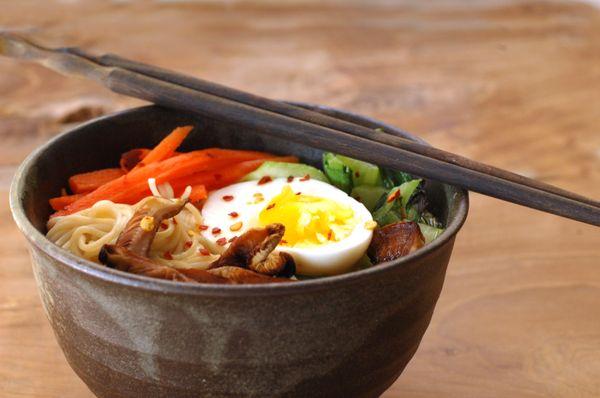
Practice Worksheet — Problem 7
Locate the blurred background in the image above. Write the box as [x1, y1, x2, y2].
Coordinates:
[1, 1, 599, 397]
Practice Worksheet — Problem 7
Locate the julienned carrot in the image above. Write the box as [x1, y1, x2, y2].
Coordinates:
[111, 154, 278, 205]
[136, 126, 193, 167]
[49, 194, 84, 211]
[106, 155, 273, 206]
[170, 156, 299, 193]
[68, 168, 125, 194]
[149, 150, 274, 186]
[52, 148, 273, 217]
[120, 148, 151, 172]
[57, 150, 272, 216]
[188, 185, 208, 203]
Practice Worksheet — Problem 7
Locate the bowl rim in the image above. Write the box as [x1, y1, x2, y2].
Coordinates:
[10, 104, 469, 296]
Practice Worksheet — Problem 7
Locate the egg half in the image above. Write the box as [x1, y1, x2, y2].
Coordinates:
[200, 177, 374, 276]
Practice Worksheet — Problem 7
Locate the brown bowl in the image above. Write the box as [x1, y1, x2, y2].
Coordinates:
[10, 104, 468, 398]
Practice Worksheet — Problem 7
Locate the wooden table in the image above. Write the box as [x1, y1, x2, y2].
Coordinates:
[1, 1, 599, 397]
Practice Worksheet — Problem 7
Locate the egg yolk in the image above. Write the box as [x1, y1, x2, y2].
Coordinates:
[259, 185, 357, 247]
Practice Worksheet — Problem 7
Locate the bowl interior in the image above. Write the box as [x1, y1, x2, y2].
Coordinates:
[13, 104, 468, 285]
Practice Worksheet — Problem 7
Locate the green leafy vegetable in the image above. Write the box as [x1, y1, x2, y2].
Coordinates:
[405, 191, 427, 222]
[322, 152, 446, 241]
[242, 161, 329, 182]
[335, 154, 382, 186]
[399, 179, 422, 208]
[322, 153, 353, 193]
[418, 223, 444, 244]
[419, 210, 442, 228]
[381, 168, 414, 189]
[372, 179, 422, 226]
[350, 185, 387, 212]
[372, 187, 401, 225]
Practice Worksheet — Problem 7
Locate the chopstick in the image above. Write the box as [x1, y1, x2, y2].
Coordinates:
[1, 33, 599, 226]
[68, 49, 600, 209]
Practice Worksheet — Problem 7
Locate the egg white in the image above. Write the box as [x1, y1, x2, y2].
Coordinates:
[200, 178, 374, 276]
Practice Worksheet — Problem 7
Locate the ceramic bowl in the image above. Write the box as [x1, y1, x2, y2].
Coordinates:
[10, 104, 468, 398]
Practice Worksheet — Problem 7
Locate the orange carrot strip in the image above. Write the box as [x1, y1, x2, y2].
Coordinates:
[120, 148, 151, 172]
[136, 126, 193, 168]
[49, 194, 84, 211]
[170, 156, 298, 193]
[53, 148, 273, 217]
[68, 168, 125, 194]
[113, 154, 275, 205]
[109, 156, 270, 206]
[188, 185, 208, 203]
[151, 149, 273, 184]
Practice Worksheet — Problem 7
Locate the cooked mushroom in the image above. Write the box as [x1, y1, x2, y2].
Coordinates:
[210, 223, 296, 277]
[251, 252, 296, 277]
[100, 199, 199, 281]
[182, 266, 292, 284]
[367, 221, 425, 263]
[112, 199, 187, 256]
[100, 200, 295, 284]
[100, 245, 228, 283]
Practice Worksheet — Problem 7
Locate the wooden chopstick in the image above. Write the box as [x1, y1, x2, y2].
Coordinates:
[1, 33, 599, 226]
[65, 49, 600, 210]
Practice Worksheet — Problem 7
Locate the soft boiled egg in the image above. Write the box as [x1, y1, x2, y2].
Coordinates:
[200, 177, 374, 276]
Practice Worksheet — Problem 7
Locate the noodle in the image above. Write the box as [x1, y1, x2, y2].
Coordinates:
[47, 184, 223, 269]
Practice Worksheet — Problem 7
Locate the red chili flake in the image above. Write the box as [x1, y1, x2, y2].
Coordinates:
[228, 211, 239, 218]
[355, 171, 361, 177]
[228, 236, 238, 243]
[172, 218, 178, 225]
[214, 173, 222, 181]
[327, 230, 333, 240]
[212, 227, 222, 235]
[163, 251, 173, 260]
[258, 176, 272, 185]
[300, 174, 310, 181]
[287, 176, 294, 183]
[160, 222, 168, 230]
[266, 203, 276, 210]
[222, 195, 234, 202]
[198, 224, 209, 231]
[199, 248, 210, 256]
[280, 239, 288, 244]
[295, 192, 301, 195]
[184, 241, 193, 249]
[216, 237, 228, 246]
[386, 189, 401, 203]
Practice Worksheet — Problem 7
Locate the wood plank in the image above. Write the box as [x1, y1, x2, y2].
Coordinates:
[0, 1, 598, 397]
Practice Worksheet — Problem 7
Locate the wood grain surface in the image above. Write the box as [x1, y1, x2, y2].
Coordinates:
[1, 1, 599, 397]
